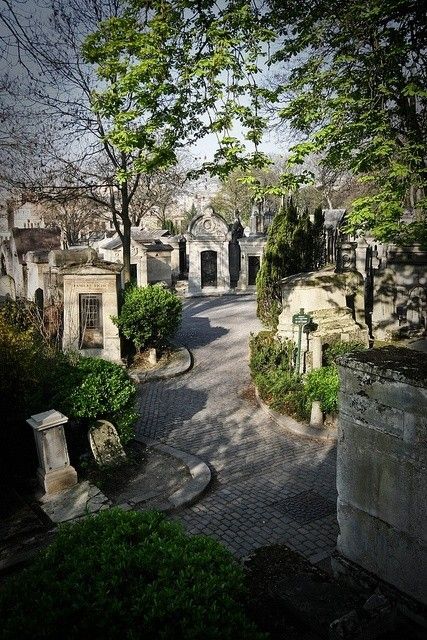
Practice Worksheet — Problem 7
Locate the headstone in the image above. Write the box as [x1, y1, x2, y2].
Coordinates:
[27, 409, 78, 496]
[89, 419, 126, 466]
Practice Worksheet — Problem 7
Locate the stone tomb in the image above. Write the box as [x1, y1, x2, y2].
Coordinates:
[89, 419, 126, 466]
[61, 259, 122, 363]
[236, 236, 265, 292]
[277, 267, 369, 373]
[187, 207, 231, 296]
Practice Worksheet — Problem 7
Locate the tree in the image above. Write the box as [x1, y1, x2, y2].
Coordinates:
[43, 197, 108, 247]
[267, 0, 427, 244]
[256, 200, 321, 328]
[210, 162, 283, 224]
[1, 0, 274, 281]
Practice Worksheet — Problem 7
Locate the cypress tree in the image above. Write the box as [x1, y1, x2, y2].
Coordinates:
[256, 200, 322, 328]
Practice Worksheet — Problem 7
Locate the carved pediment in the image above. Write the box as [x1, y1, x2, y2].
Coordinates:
[189, 207, 229, 239]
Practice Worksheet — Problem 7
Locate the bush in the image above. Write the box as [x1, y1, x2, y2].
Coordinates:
[0, 509, 265, 640]
[113, 284, 182, 351]
[0, 304, 137, 473]
[323, 340, 366, 366]
[304, 365, 340, 414]
[53, 356, 137, 445]
[249, 331, 294, 375]
[254, 369, 307, 418]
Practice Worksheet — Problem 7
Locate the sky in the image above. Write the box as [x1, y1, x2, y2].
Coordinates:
[0, 0, 291, 168]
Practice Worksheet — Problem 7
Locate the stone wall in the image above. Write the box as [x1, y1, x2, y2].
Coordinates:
[336, 347, 427, 605]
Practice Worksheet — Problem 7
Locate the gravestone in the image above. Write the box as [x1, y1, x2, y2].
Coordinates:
[89, 420, 126, 466]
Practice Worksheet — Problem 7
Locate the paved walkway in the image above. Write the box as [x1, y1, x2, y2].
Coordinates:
[136, 296, 338, 562]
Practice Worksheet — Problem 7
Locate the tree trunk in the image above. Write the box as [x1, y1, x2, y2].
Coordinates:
[121, 213, 132, 285]
[120, 180, 132, 285]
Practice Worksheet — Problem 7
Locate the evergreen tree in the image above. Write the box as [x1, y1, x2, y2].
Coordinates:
[256, 200, 321, 328]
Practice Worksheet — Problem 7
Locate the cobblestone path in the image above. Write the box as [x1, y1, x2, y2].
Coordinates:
[136, 296, 338, 562]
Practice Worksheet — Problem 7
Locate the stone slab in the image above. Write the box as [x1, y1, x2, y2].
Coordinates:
[40, 481, 111, 523]
[134, 436, 211, 510]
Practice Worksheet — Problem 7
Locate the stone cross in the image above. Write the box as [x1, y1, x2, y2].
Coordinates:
[27, 409, 78, 496]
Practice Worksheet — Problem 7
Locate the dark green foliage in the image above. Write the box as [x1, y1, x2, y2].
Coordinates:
[255, 368, 307, 418]
[114, 284, 182, 351]
[256, 200, 320, 328]
[0, 509, 266, 640]
[53, 356, 137, 445]
[249, 330, 307, 419]
[0, 308, 137, 473]
[249, 334, 367, 420]
[249, 330, 294, 375]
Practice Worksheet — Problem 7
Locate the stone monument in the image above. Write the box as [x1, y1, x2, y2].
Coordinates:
[27, 409, 78, 496]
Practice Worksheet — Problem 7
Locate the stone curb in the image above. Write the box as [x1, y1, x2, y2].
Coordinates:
[129, 344, 192, 383]
[255, 387, 337, 442]
[133, 435, 211, 511]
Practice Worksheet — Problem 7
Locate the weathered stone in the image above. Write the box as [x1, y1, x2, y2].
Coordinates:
[309, 401, 324, 429]
[329, 610, 362, 640]
[148, 348, 157, 365]
[61, 260, 122, 363]
[89, 419, 126, 466]
[40, 480, 111, 523]
[336, 347, 427, 605]
[27, 409, 78, 496]
[187, 206, 231, 296]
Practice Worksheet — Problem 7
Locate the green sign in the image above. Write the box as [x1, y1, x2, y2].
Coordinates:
[292, 308, 312, 375]
[292, 312, 311, 326]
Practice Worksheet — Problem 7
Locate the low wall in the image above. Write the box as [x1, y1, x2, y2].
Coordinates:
[336, 347, 427, 605]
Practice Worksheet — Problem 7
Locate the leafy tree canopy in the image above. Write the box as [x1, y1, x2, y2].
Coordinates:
[267, 0, 427, 244]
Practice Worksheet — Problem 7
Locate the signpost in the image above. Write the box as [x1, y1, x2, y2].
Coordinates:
[292, 308, 312, 374]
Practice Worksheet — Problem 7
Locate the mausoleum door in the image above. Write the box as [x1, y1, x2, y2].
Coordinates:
[201, 250, 217, 288]
[248, 256, 260, 285]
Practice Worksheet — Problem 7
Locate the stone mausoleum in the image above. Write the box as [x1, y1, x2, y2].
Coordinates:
[61, 256, 122, 363]
[186, 205, 267, 297]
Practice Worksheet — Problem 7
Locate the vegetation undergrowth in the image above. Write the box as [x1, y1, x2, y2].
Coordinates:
[0, 509, 266, 640]
[249, 331, 366, 421]
[0, 300, 137, 476]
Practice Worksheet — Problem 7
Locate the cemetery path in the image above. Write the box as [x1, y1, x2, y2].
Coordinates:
[136, 295, 338, 563]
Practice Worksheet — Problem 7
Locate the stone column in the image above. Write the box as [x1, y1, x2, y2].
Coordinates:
[311, 335, 323, 370]
[27, 409, 78, 496]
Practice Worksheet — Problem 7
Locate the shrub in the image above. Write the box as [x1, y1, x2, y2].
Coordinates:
[254, 369, 307, 418]
[54, 356, 137, 445]
[249, 330, 294, 375]
[113, 284, 182, 351]
[0, 509, 265, 640]
[304, 365, 340, 414]
[323, 340, 366, 366]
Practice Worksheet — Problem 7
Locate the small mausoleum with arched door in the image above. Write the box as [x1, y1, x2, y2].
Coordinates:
[187, 207, 231, 296]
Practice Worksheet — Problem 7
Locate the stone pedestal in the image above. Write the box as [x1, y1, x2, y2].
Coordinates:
[27, 410, 78, 496]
